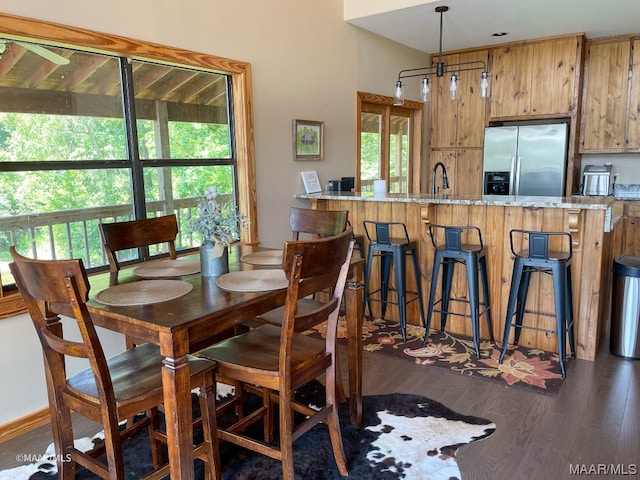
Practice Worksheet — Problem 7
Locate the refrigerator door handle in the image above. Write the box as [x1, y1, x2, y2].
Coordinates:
[509, 155, 517, 195]
[514, 155, 523, 195]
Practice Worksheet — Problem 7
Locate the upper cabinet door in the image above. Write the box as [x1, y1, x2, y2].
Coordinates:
[429, 53, 459, 149]
[490, 44, 534, 118]
[429, 50, 488, 149]
[530, 38, 579, 115]
[628, 39, 640, 151]
[490, 36, 582, 120]
[456, 50, 489, 148]
[581, 40, 631, 152]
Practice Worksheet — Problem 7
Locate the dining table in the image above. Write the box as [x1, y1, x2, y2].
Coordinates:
[85, 244, 364, 480]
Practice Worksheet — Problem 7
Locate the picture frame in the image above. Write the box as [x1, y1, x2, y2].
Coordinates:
[293, 119, 324, 160]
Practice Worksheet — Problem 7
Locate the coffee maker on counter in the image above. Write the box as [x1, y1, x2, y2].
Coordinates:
[581, 165, 615, 196]
[327, 176, 355, 192]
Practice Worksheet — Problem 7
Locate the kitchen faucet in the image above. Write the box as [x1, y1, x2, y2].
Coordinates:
[431, 161, 450, 194]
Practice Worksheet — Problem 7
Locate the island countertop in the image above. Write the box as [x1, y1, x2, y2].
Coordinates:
[296, 192, 615, 361]
[295, 192, 617, 231]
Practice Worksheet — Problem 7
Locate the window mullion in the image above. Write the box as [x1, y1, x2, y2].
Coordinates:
[119, 57, 146, 221]
[119, 57, 149, 261]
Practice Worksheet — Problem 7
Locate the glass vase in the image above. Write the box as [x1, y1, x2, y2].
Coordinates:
[199, 240, 229, 277]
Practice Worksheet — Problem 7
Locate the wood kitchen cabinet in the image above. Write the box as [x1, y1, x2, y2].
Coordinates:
[427, 149, 483, 195]
[490, 43, 533, 118]
[580, 38, 635, 152]
[630, 39, 640, 149]
[428, 50, 487, 196]
[429, 50, 488, 149]
[427, 34, 585, 196]
[490, 35, 582, 119]
[611, 201, 640, 257]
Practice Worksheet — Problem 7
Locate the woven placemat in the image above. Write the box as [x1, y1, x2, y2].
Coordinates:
[240, 250, 283, 266]
[95, 280, 193, 306]
[216, 269, 288, 292]
[133, 258, 201, 278]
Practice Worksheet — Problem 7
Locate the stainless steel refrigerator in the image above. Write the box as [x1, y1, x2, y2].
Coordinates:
[482, 123, 569, 196]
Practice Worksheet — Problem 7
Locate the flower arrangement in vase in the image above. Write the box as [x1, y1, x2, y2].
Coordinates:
[190, 186, 248, 276]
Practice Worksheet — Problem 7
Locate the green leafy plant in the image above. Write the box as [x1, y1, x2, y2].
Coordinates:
[189, 187, 248, 246]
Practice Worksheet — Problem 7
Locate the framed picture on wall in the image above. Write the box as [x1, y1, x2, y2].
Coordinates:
[293, 119, 324, 160]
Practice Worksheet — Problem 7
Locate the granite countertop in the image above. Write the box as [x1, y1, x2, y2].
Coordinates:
[295, 191, 617, 232]
[295, 191, 614, 210]
[614, 184, 640, 200]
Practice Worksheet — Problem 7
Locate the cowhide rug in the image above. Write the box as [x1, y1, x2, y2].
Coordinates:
[0, 383, 495, 480]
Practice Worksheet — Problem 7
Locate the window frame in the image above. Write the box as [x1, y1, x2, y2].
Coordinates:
[0, 13, 257, 317]
[356, 91, 424, 193]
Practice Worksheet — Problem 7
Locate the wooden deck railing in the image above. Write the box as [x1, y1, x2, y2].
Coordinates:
[0, 195, 233, 273]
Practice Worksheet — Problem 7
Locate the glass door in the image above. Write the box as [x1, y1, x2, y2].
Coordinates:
[359, 105, 383, 193]
[389, 110, 410, 193]
[357, 93, 422, 194]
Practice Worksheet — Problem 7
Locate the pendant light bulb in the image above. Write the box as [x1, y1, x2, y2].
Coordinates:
[449, 74, 458, 100]
[421, 77, 430, 103]
[394, 80, 405, 106]
[480, 71, 489, 98]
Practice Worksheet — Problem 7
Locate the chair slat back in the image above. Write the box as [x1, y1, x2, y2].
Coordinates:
[289, 207, 348, 240]
[99, 214, 179, 272]
[428, 224, 484, 250]
[280, 228, 354, 357]
[509, 229, 573, 260]
[9, 247, 116, 409]
[363, 220, 410, 245]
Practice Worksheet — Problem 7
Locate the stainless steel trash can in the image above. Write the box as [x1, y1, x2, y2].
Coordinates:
[611, 255, 640, 359]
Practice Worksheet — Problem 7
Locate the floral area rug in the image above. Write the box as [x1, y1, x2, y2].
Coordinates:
[308, 317, 565, 394]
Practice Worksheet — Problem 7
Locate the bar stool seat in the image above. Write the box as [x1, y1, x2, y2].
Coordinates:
[499, 229, 575, 378]
[363, 220, 425, 342]
[422, 224, 493, 356]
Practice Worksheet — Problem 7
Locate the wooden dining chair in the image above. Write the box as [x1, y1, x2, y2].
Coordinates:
[252, 207, 351, 399]
[99, 214, 179, 348]
[197, 228, 354, 480]
[9, 246, 221, 480]
[288, 206, 365, 259]
[99, 214, 179, 275]
[288, 206, 348, 240]
[256, 206, 348, 322]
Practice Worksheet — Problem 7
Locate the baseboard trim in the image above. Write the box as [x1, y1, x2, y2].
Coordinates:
[0, 408, 50, 444]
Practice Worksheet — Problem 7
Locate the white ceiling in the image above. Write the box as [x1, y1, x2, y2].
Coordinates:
[345, 0, 640, 54]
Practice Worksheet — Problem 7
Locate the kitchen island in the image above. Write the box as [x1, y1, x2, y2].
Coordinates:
[295, 192, 616, 361]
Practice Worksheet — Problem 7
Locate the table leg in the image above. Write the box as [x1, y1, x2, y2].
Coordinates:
[345, 275, 363, 427]
[160, 334, 195, 480]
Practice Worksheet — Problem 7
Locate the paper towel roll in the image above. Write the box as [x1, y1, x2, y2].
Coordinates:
[373, 179, 387, 193]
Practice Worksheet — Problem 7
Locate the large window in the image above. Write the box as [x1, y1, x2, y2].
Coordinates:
[0, 15, 256, 301]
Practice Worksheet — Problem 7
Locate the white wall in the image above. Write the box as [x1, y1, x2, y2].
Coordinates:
[0, 314, 126, 425]
[0, 0, 427, 426]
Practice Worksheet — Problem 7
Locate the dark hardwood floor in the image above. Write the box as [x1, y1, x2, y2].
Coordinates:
[1, 337, 638, 479]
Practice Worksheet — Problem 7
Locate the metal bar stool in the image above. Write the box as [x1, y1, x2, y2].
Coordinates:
[499, 229, 576, 378]
[422, 224, 494, 356]
[363, 220, 426, 342]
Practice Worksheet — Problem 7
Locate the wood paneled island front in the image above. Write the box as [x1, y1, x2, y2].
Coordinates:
[296, 192, 616, 361]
